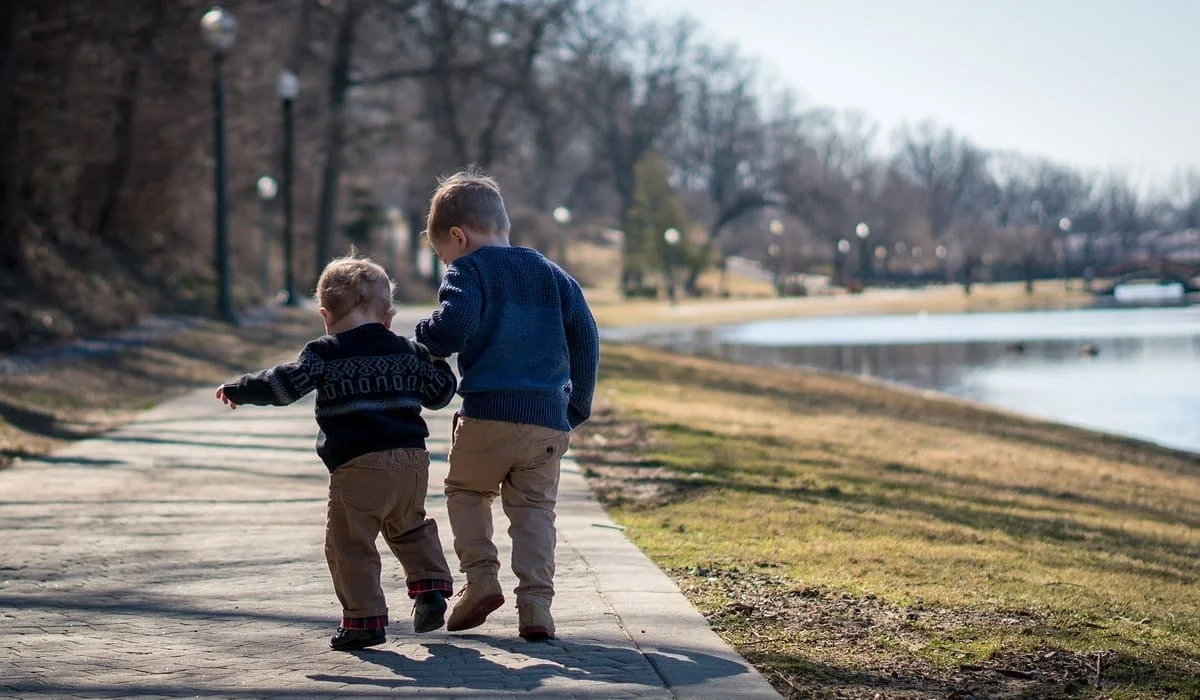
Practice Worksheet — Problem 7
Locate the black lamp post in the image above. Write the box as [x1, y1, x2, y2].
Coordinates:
[553, 206, 571, 269]
[855, 222, 871, 286]
[278, 68, 300, 306]
[769, 218, 784, 294]
[935, 244, 948, 283]
[1058, 217, 1072, 290]
[200, 7, 237, 323]
[835, 238, 850, 287]
[256, 176, 278, 299]
[663, 227, 681, 304]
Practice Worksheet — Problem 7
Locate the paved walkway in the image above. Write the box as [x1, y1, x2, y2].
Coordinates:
[0, 353, 778, 697]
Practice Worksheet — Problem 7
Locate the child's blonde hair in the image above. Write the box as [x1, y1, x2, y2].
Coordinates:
[316, 252, 395, 323]
[425, 168, 510, 242]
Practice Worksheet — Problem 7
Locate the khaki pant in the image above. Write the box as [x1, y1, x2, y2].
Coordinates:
[445, 415, 570, 606]
[325, 448, 452, 619]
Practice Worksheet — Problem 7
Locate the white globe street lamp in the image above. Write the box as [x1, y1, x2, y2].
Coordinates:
[256, 176, 278, 201]
[200, 7, 237, 54]
[278, 69, 300, 100]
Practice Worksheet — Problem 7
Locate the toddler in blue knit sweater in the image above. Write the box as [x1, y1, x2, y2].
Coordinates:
[415, 170, 599, 641]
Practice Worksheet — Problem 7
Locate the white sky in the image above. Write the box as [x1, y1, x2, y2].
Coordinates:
[640, 0, 1199, 190]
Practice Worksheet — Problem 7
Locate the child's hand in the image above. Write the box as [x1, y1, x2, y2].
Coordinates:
[215, 386, 238, 410]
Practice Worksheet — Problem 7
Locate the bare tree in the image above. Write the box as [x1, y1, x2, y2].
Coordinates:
[0, 0, 18, 268]
[893, 121, 989, 246]
[893, 122, 989, 291]
[311, 0, 367, 282]
[95, 0, 169, 245]
[1167, 168, 1200, 230]
[666, 44, 775, 293]
[565, 14, 694, 287]
[1095, 173, 1144, 263]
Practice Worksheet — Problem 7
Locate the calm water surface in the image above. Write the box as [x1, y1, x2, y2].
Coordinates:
[643, 307, 1200, 454]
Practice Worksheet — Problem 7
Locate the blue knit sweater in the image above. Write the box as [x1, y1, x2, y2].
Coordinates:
[415, 246, 599, 432]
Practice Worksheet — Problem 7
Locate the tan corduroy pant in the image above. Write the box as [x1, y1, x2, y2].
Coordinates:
[325, 448, 452, 619]
[445, 415, 570, 606]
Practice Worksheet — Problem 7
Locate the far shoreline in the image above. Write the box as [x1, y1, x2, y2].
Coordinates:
[598, 302, 1200, 459]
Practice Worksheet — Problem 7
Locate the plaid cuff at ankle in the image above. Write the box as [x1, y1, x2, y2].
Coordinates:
[407, 578, 454, 599]
[341, 614, 387, 630]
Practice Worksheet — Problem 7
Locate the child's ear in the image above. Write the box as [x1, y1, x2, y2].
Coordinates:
[449, 226, 468, 249]
[382, 310, 395, 329]
[318, 307, 333, 326]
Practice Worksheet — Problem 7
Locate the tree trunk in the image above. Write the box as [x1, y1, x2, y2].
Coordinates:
[0, 0, 19, 268]
[617, 184, 639, 291]
[95, 0, 166, 245]
[428, 0, 469, 167]
[314, 1, 358, 282]
[683, 238, 714, 296]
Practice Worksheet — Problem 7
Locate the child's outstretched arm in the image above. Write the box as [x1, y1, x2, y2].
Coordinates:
[414, 342, 458, 410]
[414, 263, 481, 358]
[562, 278, 600, 429]
[216, 346, 323, 409]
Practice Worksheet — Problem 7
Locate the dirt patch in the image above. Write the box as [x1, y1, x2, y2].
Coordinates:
[572, 400, 705, 508]
[677, 565, 1107, 699]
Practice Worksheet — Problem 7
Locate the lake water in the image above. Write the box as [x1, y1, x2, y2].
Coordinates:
[637, 307, 1200, 455]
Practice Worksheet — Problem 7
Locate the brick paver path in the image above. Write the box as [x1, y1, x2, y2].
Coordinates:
[0, 351, 778, 698]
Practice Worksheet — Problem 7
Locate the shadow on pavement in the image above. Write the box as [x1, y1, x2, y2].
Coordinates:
[0, 593, 331, 627]
[0, 497, 324, 506]
[0, 452, 125, 467]
[308, 638, 747, 692]
[96, 434, 315, 453]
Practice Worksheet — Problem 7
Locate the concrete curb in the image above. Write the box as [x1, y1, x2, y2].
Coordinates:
[558, 462, 781, 699]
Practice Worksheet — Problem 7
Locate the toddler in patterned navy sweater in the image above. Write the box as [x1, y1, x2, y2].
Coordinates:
[216, 255, 456, 651]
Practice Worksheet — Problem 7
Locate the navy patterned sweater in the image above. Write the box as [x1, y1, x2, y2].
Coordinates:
[415, 246, 599, 432]
[220, 323, 457, 471]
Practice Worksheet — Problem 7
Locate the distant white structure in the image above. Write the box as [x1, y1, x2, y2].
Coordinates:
[1113, 281, 1185, 304]
[725, 255, 773, 282]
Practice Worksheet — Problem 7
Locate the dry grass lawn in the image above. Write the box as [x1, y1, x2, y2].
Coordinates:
[575, 344, 1200, 699]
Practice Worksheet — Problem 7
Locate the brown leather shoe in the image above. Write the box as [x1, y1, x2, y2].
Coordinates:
[446, 575, 504, 632]
[518, 602, 555, 641]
